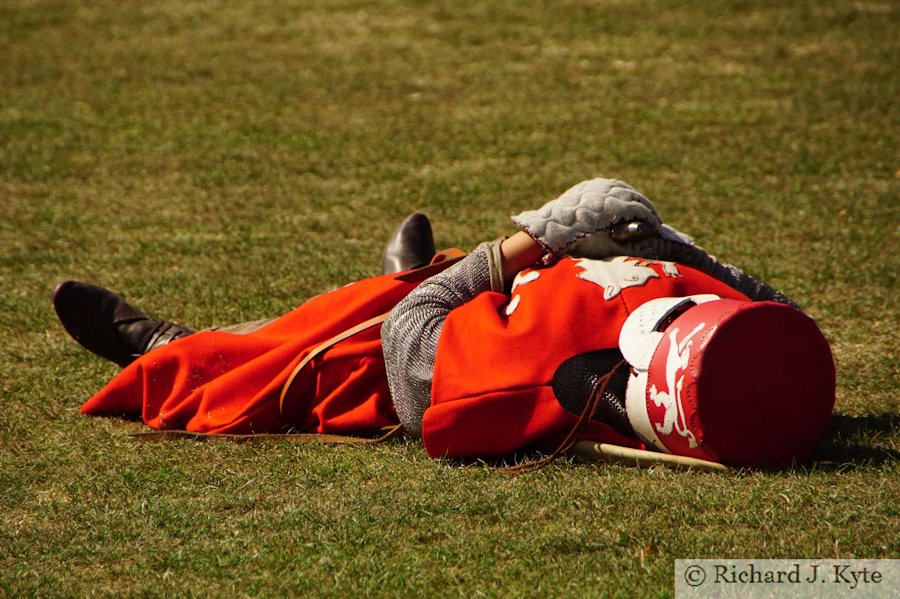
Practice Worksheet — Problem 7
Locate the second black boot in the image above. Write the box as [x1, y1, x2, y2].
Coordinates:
[381, 213, 437, 274]
[53, 281, 194, 368]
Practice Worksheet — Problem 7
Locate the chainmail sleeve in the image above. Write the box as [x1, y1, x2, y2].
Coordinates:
[381, 245, 503, 437]
[627, 237, 800, 309]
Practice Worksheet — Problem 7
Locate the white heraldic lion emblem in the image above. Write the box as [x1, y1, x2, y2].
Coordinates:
[575, 257, 681, 300]
[648, 323, 714, 449]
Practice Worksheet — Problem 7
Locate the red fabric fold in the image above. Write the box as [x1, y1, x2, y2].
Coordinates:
[82, 273, 418, 434]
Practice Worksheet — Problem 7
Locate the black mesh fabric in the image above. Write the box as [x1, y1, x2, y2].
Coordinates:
[551, 349, 633, 437]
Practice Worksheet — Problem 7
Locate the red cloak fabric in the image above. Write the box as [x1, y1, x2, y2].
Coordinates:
[81, 270, 421, 434]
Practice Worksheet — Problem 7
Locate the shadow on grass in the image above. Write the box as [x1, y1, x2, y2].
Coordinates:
[811, 413, 899, 470]
[91, 411, 897, 473]
[453, 414, 899, 474]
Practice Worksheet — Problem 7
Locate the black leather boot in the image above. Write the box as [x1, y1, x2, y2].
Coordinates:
[381, 213, 437, 274]
[53, 281, 194, 367]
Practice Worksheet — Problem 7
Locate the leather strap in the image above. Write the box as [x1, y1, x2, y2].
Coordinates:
[278, 249, 466, 418]
[130, 426, 404, 444]
[278, 311, 392, 418]
[394, 249, 465, 283]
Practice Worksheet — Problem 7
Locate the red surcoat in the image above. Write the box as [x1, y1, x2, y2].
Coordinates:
[424, 257, 747, 457]
[82, 256, 747, 457]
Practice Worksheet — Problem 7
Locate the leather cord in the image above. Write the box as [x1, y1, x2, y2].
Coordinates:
[505, 360, 627, 473]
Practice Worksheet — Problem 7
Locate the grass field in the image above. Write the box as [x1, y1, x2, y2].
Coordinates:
[1, 0, 897, 596]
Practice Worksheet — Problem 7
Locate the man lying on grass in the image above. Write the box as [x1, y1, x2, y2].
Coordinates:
[53, 178, 836, 468]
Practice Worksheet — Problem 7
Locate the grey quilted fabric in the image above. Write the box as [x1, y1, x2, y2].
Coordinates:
[512, 178, 664, 261]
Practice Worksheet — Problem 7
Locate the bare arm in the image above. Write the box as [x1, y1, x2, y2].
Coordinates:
[499, 232, 546, 287]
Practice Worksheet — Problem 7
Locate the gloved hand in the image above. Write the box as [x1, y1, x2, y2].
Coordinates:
[511, 178, 694, 264]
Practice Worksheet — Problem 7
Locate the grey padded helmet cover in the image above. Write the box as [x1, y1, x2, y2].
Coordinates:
[512, 178, 693, 264]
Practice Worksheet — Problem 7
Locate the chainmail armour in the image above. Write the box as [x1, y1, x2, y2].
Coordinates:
[634, 237, 798, 308]
[551, 349, 632, 436]
[381, 239, 796, 438]
[381, 247, 498, 437]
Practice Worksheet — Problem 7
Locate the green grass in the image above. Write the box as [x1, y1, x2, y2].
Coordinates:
[1, 0, 897, 596]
